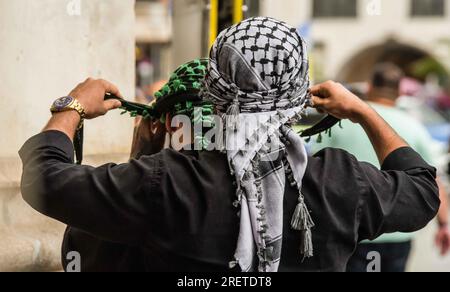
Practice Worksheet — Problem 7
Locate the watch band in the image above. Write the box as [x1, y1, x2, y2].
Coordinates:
[51, 97, 86, 130]
[71, 99, 86, 130]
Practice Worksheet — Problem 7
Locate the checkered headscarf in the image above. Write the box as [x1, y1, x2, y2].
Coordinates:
[203, 17, 310, 118]
[202, 17, 314, 272]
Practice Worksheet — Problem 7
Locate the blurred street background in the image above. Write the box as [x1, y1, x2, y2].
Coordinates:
[1, 0, 450, 272]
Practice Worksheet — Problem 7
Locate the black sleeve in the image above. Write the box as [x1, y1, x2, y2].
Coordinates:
[356, 147, 440, 241]
[19, 130, 163, 245]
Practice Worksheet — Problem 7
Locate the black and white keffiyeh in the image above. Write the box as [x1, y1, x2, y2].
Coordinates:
[202, 17, 314, 272]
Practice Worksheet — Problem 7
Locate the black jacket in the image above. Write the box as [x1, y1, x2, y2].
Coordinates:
[19, 130, 440, 272]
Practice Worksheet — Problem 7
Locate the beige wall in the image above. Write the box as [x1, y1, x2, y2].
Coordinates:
[0, 0, 135, 271]
[0, 0, 135, 158]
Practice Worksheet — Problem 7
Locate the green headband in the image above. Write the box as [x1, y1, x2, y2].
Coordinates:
[122, 58, 215, 149]
[152, 58, 209, 117]
[155, 59, 215, 149]
[121, 58, 210, 119]
[155, 59, 208, 100]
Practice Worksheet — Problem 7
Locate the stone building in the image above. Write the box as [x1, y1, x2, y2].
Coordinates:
[174, 0, 450, 82]
[259, 0, 450, 82]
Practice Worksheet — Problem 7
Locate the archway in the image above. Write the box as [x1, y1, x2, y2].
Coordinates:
[337, 40, 440, 83]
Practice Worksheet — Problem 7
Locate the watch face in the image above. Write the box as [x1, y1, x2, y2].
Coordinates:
[53, 96, 74, 110]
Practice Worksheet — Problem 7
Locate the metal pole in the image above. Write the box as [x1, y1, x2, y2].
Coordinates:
[233, 0, 244, 24]
[209, 0, 219, 48]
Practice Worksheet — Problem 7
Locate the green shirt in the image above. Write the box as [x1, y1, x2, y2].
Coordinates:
[311, 102, 435, 243]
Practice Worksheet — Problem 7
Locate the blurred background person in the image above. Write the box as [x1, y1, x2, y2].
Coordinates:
[312, 63, 450, 272]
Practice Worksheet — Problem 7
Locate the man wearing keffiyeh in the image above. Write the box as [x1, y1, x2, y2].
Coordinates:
[19, 17, 440, 272]
[202, 17, 314, 272]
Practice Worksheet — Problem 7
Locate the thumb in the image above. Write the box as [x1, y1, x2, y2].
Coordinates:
[104, 99, 122, 111]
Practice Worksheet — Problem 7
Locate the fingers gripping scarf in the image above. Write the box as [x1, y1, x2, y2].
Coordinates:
[202, 17, 314, 272]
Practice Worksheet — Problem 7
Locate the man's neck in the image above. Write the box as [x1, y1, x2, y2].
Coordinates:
[367, 96, 396, 108]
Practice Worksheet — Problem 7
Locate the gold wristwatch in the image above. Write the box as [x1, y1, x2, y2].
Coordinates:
[50, 96, 86, 130]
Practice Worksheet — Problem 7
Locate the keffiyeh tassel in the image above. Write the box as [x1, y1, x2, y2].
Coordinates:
[226, 95, 240, 132]
[291, 194, 315, 259]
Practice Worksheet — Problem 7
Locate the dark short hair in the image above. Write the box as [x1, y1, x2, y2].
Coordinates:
[371, 63, 404, 92]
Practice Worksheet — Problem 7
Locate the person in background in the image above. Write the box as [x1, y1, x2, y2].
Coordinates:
[312, 63, 450, 272]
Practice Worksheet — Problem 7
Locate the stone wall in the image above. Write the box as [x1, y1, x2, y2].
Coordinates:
[0, 0, 135, 271]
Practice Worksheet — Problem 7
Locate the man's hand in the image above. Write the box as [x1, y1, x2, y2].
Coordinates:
[310, 81, 371, 123]
[69, 78, 123, 119]
[310, 80, 408, 164]
[44, 78, 123, 141]
[130, 118, 166, 160]
[436, 178, 450, 256]
[436, 224, 450, 256]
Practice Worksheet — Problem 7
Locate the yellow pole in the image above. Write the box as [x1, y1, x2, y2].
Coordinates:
[209, 0, 219, 48]
[233, 0, 244, 24]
